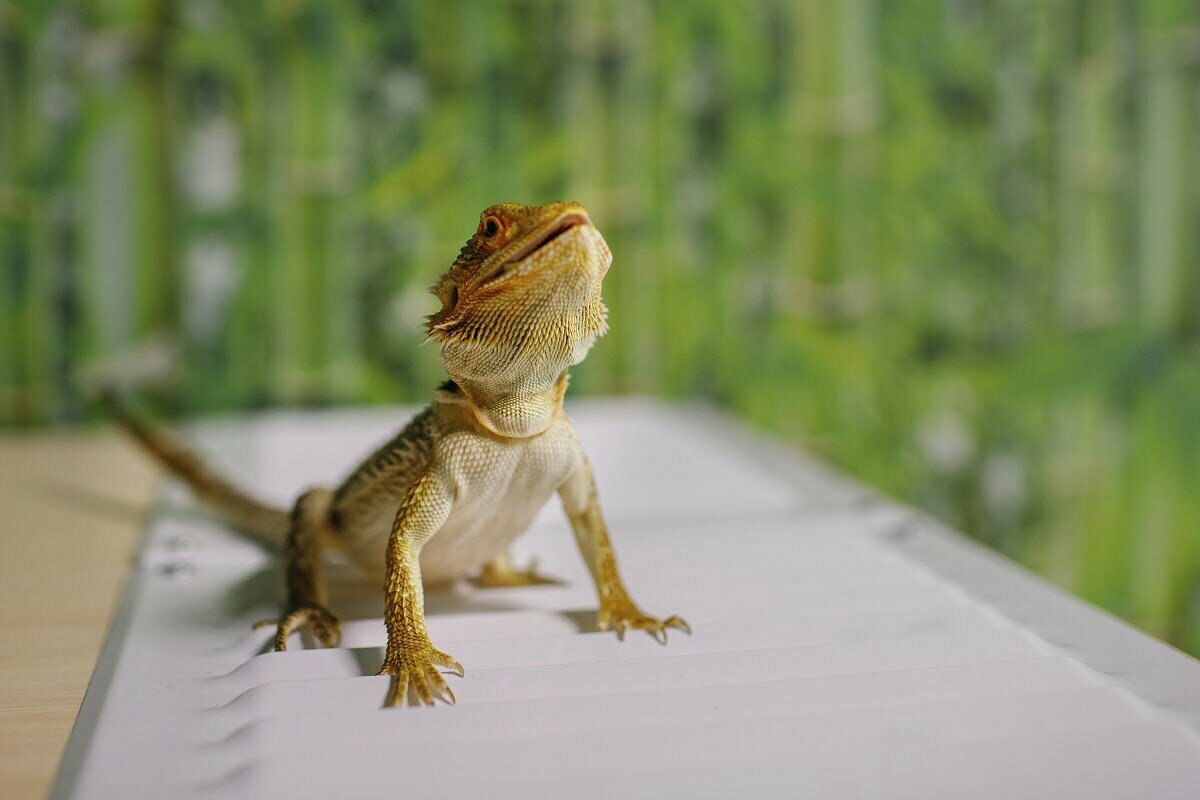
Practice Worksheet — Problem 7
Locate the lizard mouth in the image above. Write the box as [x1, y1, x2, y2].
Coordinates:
[507, 212, 591, 264]
[478, 212, 592, 287]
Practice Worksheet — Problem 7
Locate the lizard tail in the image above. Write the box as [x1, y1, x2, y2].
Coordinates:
[99, 389, 290, 550]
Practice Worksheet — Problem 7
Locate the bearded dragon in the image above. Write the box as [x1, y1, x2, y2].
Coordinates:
[105, 201, 689, 707]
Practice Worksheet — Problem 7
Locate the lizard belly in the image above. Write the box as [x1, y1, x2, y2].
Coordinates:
[418, 480, 550, 582]
[347, 418, 579, 584]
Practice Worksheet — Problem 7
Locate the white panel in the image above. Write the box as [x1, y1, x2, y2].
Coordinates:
[53, 402, 1200, 800]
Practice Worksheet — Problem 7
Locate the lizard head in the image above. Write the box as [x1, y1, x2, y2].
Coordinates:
[426, 201, 611, 389]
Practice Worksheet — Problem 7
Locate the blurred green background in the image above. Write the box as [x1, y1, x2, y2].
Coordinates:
[2, 1, 1199, 654]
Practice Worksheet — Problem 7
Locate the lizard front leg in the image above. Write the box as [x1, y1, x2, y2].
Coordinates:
[558, 453, 690, 643]
[255, 487, 341, 650]
[378, 471, 463, 707]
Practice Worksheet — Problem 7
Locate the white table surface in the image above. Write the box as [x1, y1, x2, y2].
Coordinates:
[52, 399, 1200, 799]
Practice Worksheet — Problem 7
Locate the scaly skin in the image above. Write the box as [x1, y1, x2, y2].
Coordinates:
[472, 553, 559, 588]
[108, 201, 689, 707]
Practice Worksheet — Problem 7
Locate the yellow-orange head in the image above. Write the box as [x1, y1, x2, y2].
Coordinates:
[427, 201, 611, 395]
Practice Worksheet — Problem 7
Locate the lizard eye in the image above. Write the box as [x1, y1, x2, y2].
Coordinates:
[481, 215, 503, 241]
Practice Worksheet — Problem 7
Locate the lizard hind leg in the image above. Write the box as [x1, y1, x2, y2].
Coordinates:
[254, 487, 342, 651]
[472, 552, 561, 588]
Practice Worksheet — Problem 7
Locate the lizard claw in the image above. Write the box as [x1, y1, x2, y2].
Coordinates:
[598, 599, 690, 645]
[430, 646, 465, 677]
[254, 605, 341, 651]
[378, 640, 464, 707]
